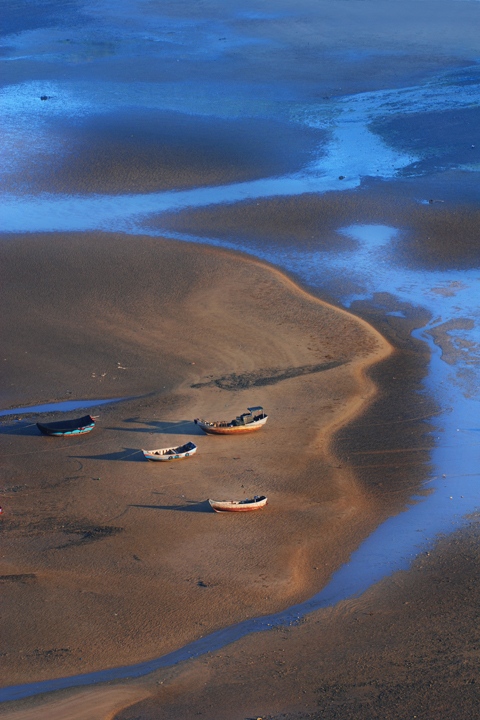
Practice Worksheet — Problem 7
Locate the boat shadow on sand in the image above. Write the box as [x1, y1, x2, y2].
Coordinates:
[72, 448, 144, 462]
[0, 421, 48, 436]
[130, 500, 211, 513]
[106, 419, 203, 436]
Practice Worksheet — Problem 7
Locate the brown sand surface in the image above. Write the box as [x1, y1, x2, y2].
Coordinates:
[0, 686, 151, 720]
[0, 234, 392, 703]
[111, 516, 480, 720]
[13, 518, 476, 720]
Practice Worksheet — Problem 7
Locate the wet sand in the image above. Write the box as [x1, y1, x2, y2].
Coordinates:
[112, 517, 480, 720]
[0, 234, 391, 713]
[2, 236, 479, 720]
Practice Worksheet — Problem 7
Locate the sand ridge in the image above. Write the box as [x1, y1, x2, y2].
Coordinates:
[0, 234, 391, 715]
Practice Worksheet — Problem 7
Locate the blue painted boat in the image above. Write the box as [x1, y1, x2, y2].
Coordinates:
[142, 441, 197, 461]
[36, 414, 97, 437]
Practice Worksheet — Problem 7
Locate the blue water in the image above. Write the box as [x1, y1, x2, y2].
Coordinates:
[2, 0, 480, 702]
[0, 398, 127, 418]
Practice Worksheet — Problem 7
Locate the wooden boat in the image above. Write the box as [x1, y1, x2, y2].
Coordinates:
[36, 414, 97, 437]
[142, 441, 197, 461]
[194, 406, 268, 435]
[209, 495, 268, 512]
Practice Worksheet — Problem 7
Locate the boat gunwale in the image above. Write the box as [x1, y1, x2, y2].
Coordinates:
[142, 442, 197, 460]
[36, 414, 96, 436]
[194, 411, 268, 434]
[208, 496, 268, 512]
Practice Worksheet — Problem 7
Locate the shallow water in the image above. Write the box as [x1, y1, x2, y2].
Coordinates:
[0, 398, 127, 418]
[2, 0, 480, 701]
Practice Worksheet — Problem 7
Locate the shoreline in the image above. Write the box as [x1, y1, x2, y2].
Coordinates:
[0, 233, 392, 717]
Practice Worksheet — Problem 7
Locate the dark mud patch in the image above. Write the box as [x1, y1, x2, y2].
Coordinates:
[0, 574, 37, 584]
[333, 328, 437, 508]
[6, 518, 124, 548]
[13, 110, 326, 196]
[54, 523, 124, 549]
[26, 647, 72, 661]
[371, 105, 480, 180]
[192, 361, 346, 391]
[0, 484, 28, 494]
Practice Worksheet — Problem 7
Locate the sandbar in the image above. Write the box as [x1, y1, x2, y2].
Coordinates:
[0, 232, 392, 716]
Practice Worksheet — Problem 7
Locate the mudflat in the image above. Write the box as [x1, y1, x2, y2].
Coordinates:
[0, 234, 391, 713]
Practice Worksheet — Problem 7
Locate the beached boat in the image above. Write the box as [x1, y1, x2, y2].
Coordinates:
[194, 406, 268, 435]
[142, 441, 197, 461]
[36, 414, 97, 437]
[209, 495, 268, 512]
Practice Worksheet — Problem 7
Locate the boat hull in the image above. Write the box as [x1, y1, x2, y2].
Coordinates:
[209, 497, 267, 512]
[38, 426, 95, 437]
[143, 452, 194, 461]
[142, 442, 197, 461]
[36, 415, 96, 437]
[195, 416, 267, 435]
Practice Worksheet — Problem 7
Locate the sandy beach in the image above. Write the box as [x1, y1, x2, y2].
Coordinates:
[1, 234, 392, 714]
[3, 236, 479, 720]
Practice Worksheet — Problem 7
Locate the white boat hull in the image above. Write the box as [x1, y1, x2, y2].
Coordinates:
[209, 496, 267, 512]
[142, 442, 197, 461]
